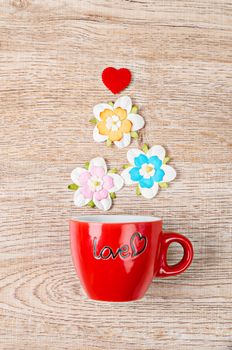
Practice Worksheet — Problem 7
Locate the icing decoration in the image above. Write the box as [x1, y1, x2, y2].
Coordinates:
[92, 96, 145, 149]
[102, 67, 131, 94]
[121, 145, 176, 199]
[68, 157, 124, 211]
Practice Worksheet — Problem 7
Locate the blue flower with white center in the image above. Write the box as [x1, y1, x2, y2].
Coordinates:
[129, 154, 165, 188]
[121, 146, 176, 199]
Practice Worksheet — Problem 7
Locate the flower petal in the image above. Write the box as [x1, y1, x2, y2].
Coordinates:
[90, 166, 105, 178]
[74, 189, 91, 207]
[89, 157, 107, 174]
[114, 107, 127, 121]
[80, 185, 93, 199]
[109, 129, 123, 142]
[93, 103, 113, 121]
[127, 148, 145, 165]
[146, 145, 166, 161]
[114, 96, 132, 114]
[153, 168, 165, 182]
[139, 176, 154, 188]
[96, 121, 110, 136]
[149, 156, 162, 168]
[103, 175, 114, 190]
[114, 133, 131, 148]
[121, 119, 132, 133]
[94, 189, 108, 201]
[99, 109, 114, 121]
[107, 173, 124, 192]
[71, 167, 87, 185]
[134, 154, 149, 167]
[129, 167, 142, 181]
[78, 171, 91, 185]
[127, 113, 145, 131]
[121, 167, 136, 185]
[93, 126, 108, 142]
[93, 193, 112, 211]
[161, 165, 176, 182]
[139, 182, 159, 199]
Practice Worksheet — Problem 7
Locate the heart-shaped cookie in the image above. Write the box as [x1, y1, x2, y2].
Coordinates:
[102, 67, 132, 94]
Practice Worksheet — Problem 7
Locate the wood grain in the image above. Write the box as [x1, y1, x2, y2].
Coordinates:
[0, 0, 231, 349]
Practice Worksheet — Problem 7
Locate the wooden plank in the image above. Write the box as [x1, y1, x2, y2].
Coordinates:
[0, 0, 231, 349]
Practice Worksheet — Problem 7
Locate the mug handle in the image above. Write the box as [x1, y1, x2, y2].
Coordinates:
[156, 232, 193, 278]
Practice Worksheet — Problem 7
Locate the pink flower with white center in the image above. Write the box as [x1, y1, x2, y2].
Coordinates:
[70, 157, 124, 211]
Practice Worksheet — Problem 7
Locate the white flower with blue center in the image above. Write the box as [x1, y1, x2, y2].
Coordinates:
[121, 145, 176, 199]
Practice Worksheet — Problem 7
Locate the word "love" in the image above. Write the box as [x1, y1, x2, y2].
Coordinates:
[93, 232, 147, 260]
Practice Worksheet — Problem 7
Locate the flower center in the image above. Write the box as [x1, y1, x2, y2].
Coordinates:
[146, 165, 153, 173]
[89, 176, 103, 191]
[106, 115, 122, 131]
[139, 163, 155, 179]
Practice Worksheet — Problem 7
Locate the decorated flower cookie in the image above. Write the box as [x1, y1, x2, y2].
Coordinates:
[68, 157, 124, 211]
[91, 96, 145, 148]
[121, 145, 176, 199]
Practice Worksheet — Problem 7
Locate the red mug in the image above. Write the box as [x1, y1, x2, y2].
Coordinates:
[70, 215, 193, 302]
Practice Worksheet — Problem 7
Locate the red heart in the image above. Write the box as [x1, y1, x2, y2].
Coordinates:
[102, 67, 132, 94]
[130, 232, 147, 257]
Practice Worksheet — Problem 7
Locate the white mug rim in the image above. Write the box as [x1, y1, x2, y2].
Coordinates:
[70, 215, 162, 224]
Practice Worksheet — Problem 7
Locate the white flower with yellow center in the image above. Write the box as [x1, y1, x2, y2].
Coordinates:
[92, 96, 145, 148]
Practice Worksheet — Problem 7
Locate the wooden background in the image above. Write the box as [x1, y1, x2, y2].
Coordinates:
[0, 0, 231, 349]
